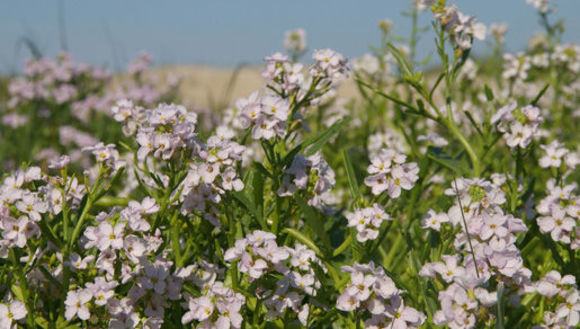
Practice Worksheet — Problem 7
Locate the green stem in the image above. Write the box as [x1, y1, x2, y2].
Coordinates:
[332, 235, 352, 257]
[445, 117, 481, 176]
[170, 211, 182, 267]
[10, 249, 35, 327]
[68, 197, 94, 251]
[452, 178, 480, 278]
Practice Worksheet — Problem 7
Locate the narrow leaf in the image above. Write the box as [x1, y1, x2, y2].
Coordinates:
[484, 84, 494, 101]
[342, 149, 360, 200]
[295, 196, 331, 250]
[387, 43, 412, 76]
[426, 147, 468, 176]
[303, 117, 350, 156]
[283, 228, 322, 257]
[531, 83, 550, 106]
[496, 283, 505, 329]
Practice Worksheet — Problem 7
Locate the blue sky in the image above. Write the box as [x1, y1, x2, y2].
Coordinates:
[1, 1, 579, 73]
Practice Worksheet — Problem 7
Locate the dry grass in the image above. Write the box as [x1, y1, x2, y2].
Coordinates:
[154, 65, 361, 109]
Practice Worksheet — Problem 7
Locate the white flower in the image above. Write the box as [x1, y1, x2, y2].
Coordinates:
[537, 206, 575, 243]
[15, 192, 47, 222]
[284, 28, 306, 55]
[353, 54, 380, 76]
[555, 289, 580, 327]
[128, 197, 159, 215]
[67, 252, 95, 270]
[86, 277, 118, 306]
[421, 209, 450, 231]
[526, 0, 552, 13]
[221, 167, 244, 191]
[96, 221, 126, 251]
[111, 99, 135, 122]
[65, 289, 92, 321]
[0, 300, 27, 328]
[539, 140, 569, 168]
[384, 295, 425, 328]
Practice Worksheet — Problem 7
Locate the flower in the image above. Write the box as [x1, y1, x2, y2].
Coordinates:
[364, 149, 419, 197]
[421, 209, 450, 231]
[537, 206, 575, 244]
[384, 295, 426, 329]
[0, 300, 27, 328]
[65, 289, 92, 321]
[526, 0, 552, 14]
[284, 28, 306, 55]
[539, 140, 569, 168]
[311, 49, 350, 83]
[96, 221, 126, 251]
[345, 204, 391, 242]
[555, 289, 580, 327]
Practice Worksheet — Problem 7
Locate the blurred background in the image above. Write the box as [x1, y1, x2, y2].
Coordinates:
[1, 0, 580, 72]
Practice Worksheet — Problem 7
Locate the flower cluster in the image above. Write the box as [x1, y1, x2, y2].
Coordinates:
[236, 92, 290, 140]
[0, 2, 579, 328]
[7, 53, 110, 109]
[311, 49, 350, 84]
[128, 103, 199, 161]
[182, 282, 245, 328]
[491, 101, 544, 149]
[538, 140, 579, 170]
[364, 148, 419, 197]
[431, 4, 487, 50]
[225, 230, 325, 325]
[178, 127, 246, 226]
[420, 177, 532, 328]
[224, 230, 289, 279]
[262, 53, 305, 94]
[284, 28, 307, 56]
[345, 204, 392, 242]
[0, 300, 27, 328]
[278, 153, 336, 208]
[337, 262, 425, 329]
[536, 180, 580, 247]
[528, 271, 580, 328]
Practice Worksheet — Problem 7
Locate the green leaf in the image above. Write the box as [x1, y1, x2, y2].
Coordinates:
[250, 164, 265, 223]
[38, 215, 63, 249]
[351, 230, 365, 261]
[429, 73, 445, 99]
[356, 78, 437, 120]
[55, 315, 81, 329]
[283, 228, 322, 257]
[342, 149, 360, 200]
[10, 284, 25, 302]
[381, 266, 415, 302]
[118, 141, 134, 153]
[427, 146, 469, 176]
[231, 191, 266, 230]
[496, 283, 505, 329]
[133, 168, 156, 198]
[387, 43, 412, 76]
[252, 162, 273, 179]
[303, 117, 350, 156]
[35, 316, 49, 329]
[282, 144, 303, 168]
[295, 195, 331, 250]
[463, 111, 484, 138]
[531, 83, 550, 106]
[484, 84, 494, 101]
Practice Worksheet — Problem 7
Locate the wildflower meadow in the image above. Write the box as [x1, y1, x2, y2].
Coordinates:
[0, 0, 579, 328]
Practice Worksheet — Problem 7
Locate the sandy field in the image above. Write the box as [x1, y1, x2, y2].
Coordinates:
[154, 65, 361, 109]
